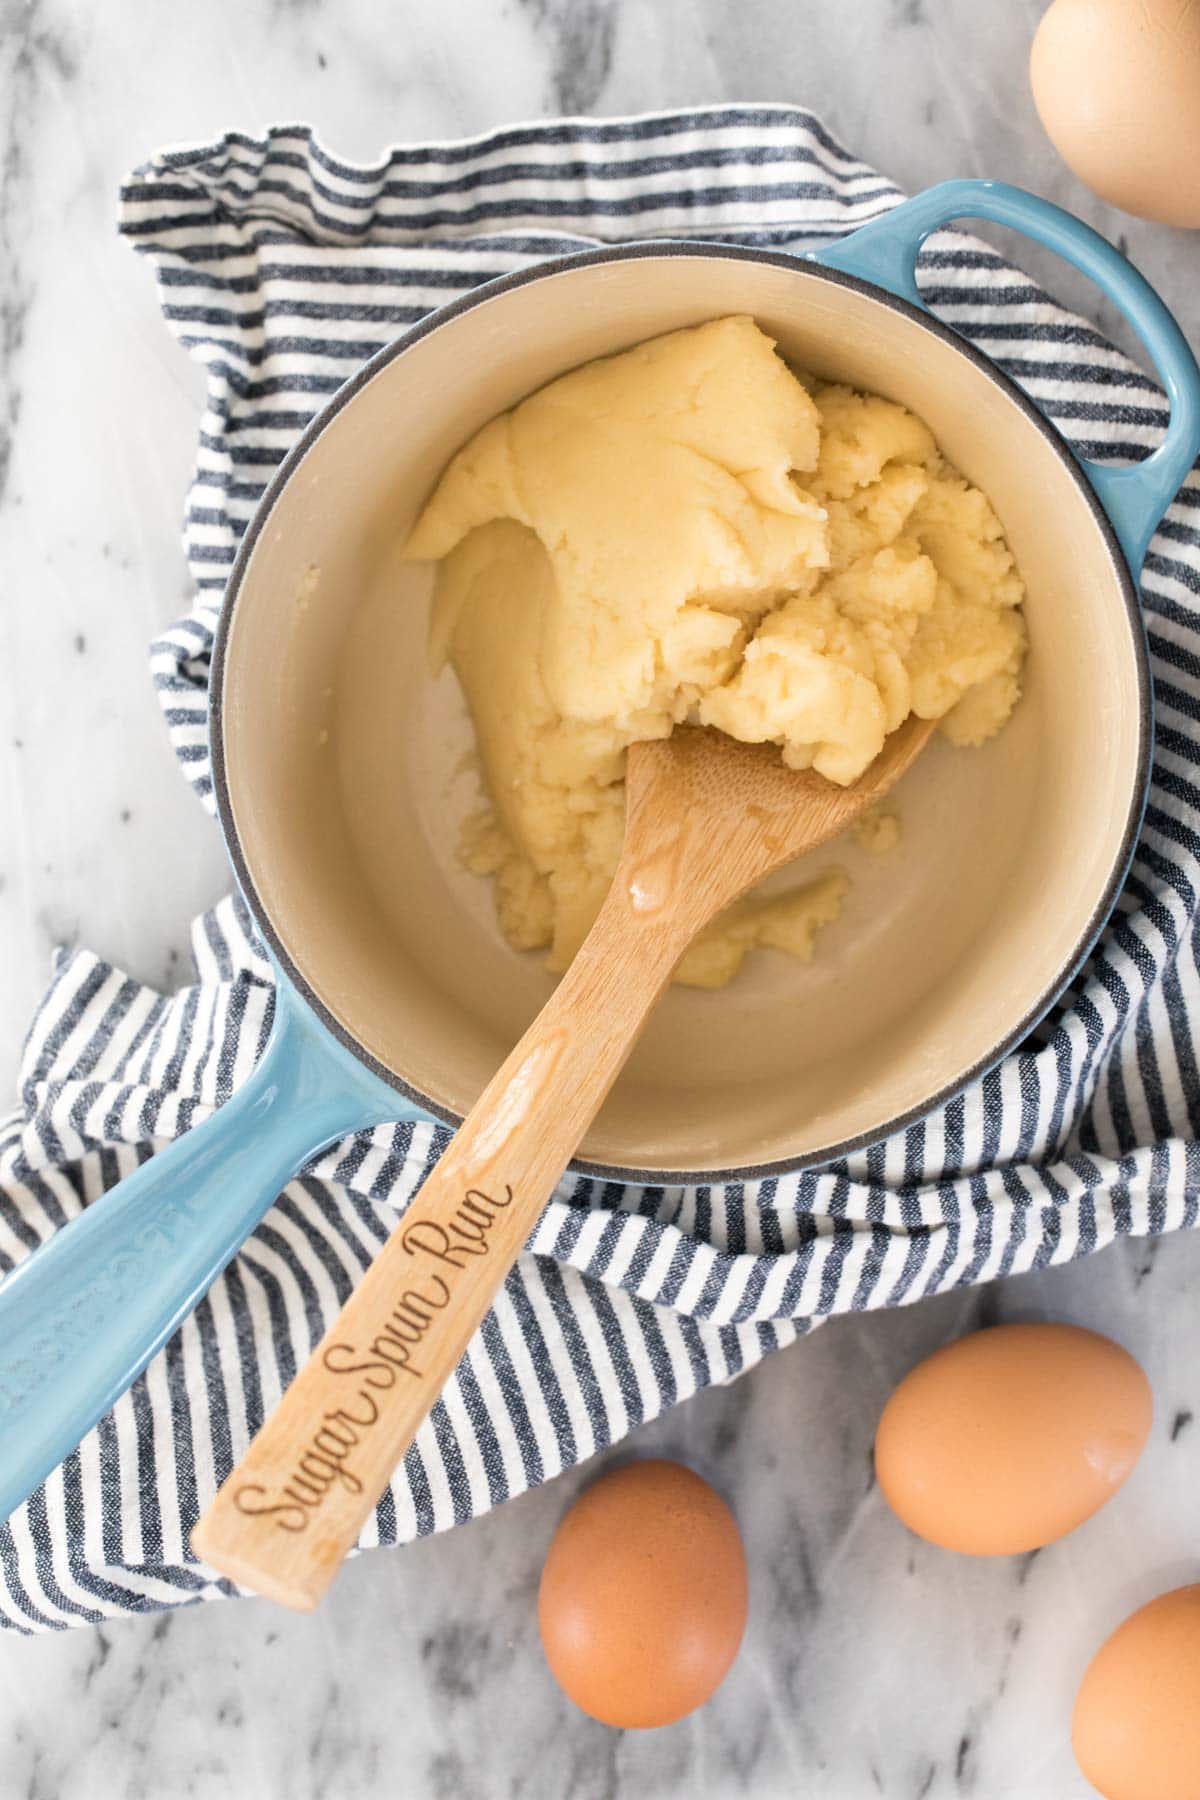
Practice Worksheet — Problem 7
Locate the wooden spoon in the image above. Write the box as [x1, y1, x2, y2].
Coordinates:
[191, 716, 933, 1607]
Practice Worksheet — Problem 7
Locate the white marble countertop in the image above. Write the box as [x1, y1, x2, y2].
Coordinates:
[2, 2, 1199, 1796]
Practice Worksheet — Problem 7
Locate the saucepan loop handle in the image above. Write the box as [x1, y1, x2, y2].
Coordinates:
[812, 177, 1200, 573]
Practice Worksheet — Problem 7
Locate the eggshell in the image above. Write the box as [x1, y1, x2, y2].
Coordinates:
[874, 1322, 1152, 1554]
[1031, 0, 1200, 226]
[537, 1459, 747, 1728]
[1073, 1585, 1200, 1800]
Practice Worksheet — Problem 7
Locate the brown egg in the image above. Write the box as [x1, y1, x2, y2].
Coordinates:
[537, 1459, 747, 1728]
[1031, 0, 1200, 226]
[1073, 1585, 1200, 1800]
[874, 1322, 1152, 1554]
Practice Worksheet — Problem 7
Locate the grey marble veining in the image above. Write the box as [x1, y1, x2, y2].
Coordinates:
[1, 2, 1199, 1797]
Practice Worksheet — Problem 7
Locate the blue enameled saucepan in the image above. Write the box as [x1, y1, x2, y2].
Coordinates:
[1, 179, 1198, 1528]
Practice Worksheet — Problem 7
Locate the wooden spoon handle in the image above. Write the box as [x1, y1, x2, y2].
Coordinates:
[190, 884, 690, 1609]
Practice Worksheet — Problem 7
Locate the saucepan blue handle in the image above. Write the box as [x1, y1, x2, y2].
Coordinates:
[813, 178, 1200, 573]
[0, 976, 416, 1525]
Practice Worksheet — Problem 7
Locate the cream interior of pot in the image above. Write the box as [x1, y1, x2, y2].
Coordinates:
[220, 253, 1145, 1176]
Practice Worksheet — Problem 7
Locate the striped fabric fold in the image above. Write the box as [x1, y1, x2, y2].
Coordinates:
[2, 106, 1197, 1631]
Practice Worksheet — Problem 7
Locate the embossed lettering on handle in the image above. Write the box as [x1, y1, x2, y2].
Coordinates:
[0, 1183, 210, 1419]
[229, 1184, 515, 1537]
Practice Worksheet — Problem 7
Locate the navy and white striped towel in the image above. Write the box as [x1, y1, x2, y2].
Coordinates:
[2, 106, 1198, 1633]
